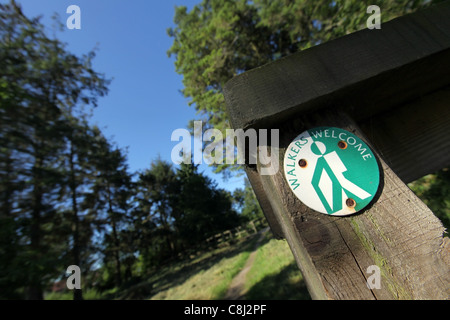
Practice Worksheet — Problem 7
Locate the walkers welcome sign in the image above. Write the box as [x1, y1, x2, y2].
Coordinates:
[283, 127, 380, 216]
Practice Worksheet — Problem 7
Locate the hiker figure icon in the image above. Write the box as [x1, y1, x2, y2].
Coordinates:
[310, 141, 371, 214]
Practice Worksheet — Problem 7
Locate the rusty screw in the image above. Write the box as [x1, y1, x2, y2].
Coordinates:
[298, 159, 307, 168]
[338, 140, 348, 149]
[346, 198, 356, 208]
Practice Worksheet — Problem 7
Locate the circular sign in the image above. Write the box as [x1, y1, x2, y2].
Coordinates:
[283, 127, 380, 216]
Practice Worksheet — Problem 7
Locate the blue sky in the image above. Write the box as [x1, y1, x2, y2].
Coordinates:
[14, 0, 245, 192]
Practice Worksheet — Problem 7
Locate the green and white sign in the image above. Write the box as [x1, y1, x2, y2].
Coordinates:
[283, 127, 380, 216]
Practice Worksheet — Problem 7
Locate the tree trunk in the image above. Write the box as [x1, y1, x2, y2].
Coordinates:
[69, 140, 83, 300]
[1, 150, 13, 217]
[107, 183, 122, 287]
[28, 159, 43, 300]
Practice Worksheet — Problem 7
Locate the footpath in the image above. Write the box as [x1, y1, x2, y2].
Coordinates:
[224, 227, 270, 300]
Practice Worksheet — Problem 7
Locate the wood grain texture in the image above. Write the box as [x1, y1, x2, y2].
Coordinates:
[359, 86, 450, 183]
[244, 167, 284, 239]
[254, 111, 449, 299]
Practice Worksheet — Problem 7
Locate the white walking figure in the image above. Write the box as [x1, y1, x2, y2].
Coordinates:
[310, 141, 371, 213]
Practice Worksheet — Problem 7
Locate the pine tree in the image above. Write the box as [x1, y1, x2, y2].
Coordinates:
[84, 131, 132, 288]
[0, 1, 109, 299]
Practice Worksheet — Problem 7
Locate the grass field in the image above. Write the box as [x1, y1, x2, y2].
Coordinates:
[149, 236, 257, 300]
[243, 232, 310, 300]
[145, 230, 310, 300]
[46, 231, 311, 300]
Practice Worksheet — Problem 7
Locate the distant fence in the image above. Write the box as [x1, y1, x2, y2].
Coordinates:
[205, 218, 267, 249]
[179, 218, 268, 260]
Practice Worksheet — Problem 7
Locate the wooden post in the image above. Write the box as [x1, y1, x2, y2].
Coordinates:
[223, 2, 450, 300]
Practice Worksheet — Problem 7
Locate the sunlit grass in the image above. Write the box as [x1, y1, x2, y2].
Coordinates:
[45, 288, 104, 300]
[149, 236, 257, 300]
[45, 232, 311, 300]
[243, 233, 311, 300]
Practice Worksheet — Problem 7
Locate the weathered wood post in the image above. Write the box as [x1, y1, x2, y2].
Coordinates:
[224, 2, 450, 300]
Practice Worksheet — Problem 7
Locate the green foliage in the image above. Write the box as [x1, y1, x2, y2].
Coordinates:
[0, 0, 110, 299]
[84, 129, 134, 288]
[233, 178, 264, 221]
[408, 168, 450, 236]
[0, 0, 139, 300]
[134, 159, 241, 269]
[175, 162, 241, 245]
[168, 0, 441, 174]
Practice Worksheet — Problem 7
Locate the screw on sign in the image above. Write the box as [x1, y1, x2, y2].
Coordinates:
[283, 127, 380, 216]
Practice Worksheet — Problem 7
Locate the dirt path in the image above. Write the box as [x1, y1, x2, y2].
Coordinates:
[224, 227, 269, 300]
